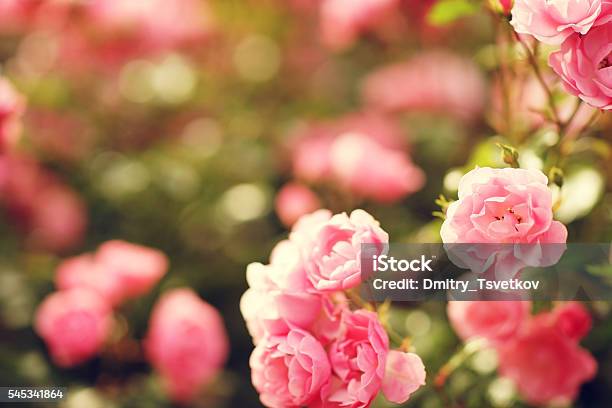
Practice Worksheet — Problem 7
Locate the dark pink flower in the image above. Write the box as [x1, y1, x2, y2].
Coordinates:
[275, 183, 321, 228]
[498, 317, 597, 405]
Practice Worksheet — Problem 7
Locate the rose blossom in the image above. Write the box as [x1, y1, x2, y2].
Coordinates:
[511, 0, 610, 45]
[250, 328, 331, 407]
[95, 240, 168, 300]
[381, 350, 426, 404]
[290, 112, 407, 184]
[35, 288, 112, 367]
[362, 52, 486, 122]
[290, 209, 388, 291]
[0, 154, 87, 252]
[536, 302, 593, 341]
[441, 167, 567, 244]
[146, 289, 228, 403]
[0, 78, 25, 153]
[240, 240, 323, 344]
[55, 254, 124, 306]
[447, 301, 531, 344]
[275, 182, 321, 227]
[320, 0, 400, 49]
[549, 23, 612, 110]
[497, 317, 597, 405]
[325, 310, 389, 407]
[330, 133, 425, 203]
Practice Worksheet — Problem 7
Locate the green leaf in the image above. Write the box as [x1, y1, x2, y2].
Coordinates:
[427, 0, 479, 26]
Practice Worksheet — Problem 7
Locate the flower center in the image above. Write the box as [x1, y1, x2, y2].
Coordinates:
[598, 52, 612, 70]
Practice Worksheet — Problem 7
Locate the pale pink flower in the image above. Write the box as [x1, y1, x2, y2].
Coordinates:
[290, 209, 388, 291]
[146, 289, 228, 403]
[275, 183, 321, 228]
[240, 240, 323, 344]
[320, 0, 400, 49]
[511, 0, 609, 45]
[55, 254, 125, 306]
[381, 350, 426, 404]
[35, 288, 112, 367]
[95, 240, 168, 300]
[250, 328, 331, 408]
[549, 23, 612, 110]
[447, 301, 531, 344]
[0, 78, 25, 153]
[497, 316, 597, 405]
[290, 112, 407, 184]
[326, 310, 389, 408]
[362, 52, 486, 122]
[330, 133, 424, 202]
[441, 167, 568, 244]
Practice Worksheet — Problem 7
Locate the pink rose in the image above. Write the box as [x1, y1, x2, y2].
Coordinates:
[441, 167, 567, 244]
[538, 302, 593, 341]
[290, 209, 389, 291]
[250, 328, 331, 407]
[95, 240, 168, 300]
[447, 301, 531, 344]
[320, 0, 399, 49]
[275, 183, 321, 228]
[240, 240, 323, 344]
[498, 317, 597, 405]
[362, 52, 486, 122]
[290, 112, 407, 184]
[0, 154, 87, 252]
[0, 78, 25, 153]
[34, 288, 112, 367]
[55, 254, 124, 306]
[441, 167, 567, 278]
[381, 350, 426, 404]
[326, 310, 389, 408]
[549, 23, 612, 110]
[329, 133, 425, 203]
[511, 0, 610, 45]
[146, 289, 228, 403]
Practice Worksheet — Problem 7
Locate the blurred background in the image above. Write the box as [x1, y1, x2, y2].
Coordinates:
[0, 0, 611, 407]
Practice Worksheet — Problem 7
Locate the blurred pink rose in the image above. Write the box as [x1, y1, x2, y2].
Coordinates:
[95, 240, 168, 300]
[0, 154, 87, 252]
[498, 317, 597, 405]
[549, 24, 612, 110]
[275, 182, 321, 227]
[55, 254, 124, 306]
[320, 0, 400, 49]
[447, 301, 531, 344]
[362, 52, 486, 122]
[240, 240, 323, 344]
[146, 289, 228, 403]
[441, 167, 567, 244]
[28, 184, 87, 252]
[511, 0, 609, 45]
[290, 112, 407, 184]
[539, 302, 593, 341]
[290, 209, 388, 291]
[326, 310, 389, 408]
[381, 350, 426, 404]
[0, 78, 25, 153]
[251, 328, 331, 407]
[330, 133, 424, 203]
[35, 288, 112, 367]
